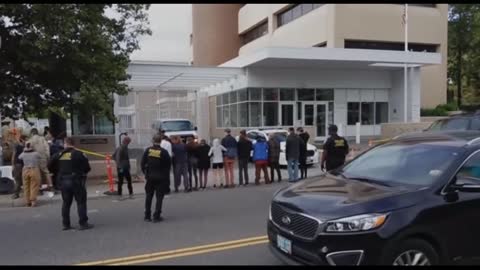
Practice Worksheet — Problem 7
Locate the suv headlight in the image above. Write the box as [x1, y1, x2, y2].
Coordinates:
[325, 213, 388, 233]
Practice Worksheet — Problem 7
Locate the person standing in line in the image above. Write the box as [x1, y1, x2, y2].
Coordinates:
[171, 136, 190, 193]
[297, 127, 310, 179]
[253, 136, 270, 185]
[141, 134, 171, 223]
[196, 139, 211, 190]
[267, 133, 282, 183]
[28, 128, 53, 191]
[18, 142, 41, 207]
[50, 134, 65, 192]
[43, 126, 53, 141]
[11, 135, 27, 199]
[160, 131, 173, 190]
[208, 138, 226, 188]
[237, 130, 252, 186]
[48, 137, 92, 230]
[286, 127, 301, 182]
[321, 125, 350, 172]
[186, 137, 199, 191]
[113, 136, 133, 197]
[221, 129, 238, 188]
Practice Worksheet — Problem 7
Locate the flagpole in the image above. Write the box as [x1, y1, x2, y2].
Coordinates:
[404, 4, 408, 123]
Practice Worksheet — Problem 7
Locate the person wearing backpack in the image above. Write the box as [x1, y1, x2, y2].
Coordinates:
[253, 136, 270, 185]
[221, 129, 238, 188]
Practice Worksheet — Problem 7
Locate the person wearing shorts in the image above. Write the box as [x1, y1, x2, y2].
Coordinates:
[209, 138, 226, 188]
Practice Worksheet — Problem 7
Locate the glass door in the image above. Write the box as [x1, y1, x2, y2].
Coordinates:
[316, 102, 328, 140]
[280, 103, 295, 127]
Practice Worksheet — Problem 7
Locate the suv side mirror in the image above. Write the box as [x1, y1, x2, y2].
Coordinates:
[194, 126, 198, 131]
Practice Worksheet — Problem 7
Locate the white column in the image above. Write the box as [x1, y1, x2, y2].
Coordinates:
[355, 122, 361, 144]
[403, 4, 409, 123]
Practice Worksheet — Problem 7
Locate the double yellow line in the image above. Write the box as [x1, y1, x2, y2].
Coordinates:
[76, 235, 269, 265]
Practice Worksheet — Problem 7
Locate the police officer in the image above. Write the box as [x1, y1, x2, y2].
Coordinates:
[141, 134, 171, 223]
[48, 137, 93, 231]
[321, 125, 349, 172]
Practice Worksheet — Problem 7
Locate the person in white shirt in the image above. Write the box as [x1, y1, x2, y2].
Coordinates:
[208, 138, 226, 188]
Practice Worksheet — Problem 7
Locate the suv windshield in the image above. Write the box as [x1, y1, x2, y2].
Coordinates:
[338, 143, 461, 186]
[428, 118, 470, 131]
[161, 121, 194, 132]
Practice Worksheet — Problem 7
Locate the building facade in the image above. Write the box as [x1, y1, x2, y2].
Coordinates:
[190, 4, 448, 141]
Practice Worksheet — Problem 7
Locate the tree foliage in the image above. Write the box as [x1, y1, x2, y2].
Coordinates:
[0, 4, 151, 120]
[448, 4, 480, 106]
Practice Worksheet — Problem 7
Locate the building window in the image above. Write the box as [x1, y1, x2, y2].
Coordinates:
[217, 107, 222, 127]
[119, 115, 133, 130]
[263, 102, 278, 126]
[230, 104, 238, 127]
[222, 105, 230, 127]
[216, 95, 223, 106]
[280, 88, 295, 101]
[248, 88, 262, 101]
[239, 102, 249, 127]
[304, 104, 314, 126]
[277, 4, 323, 27]
[72, 113, 114, 135]
[347, 103, 360, 125]
[230, 91, 238, 103]
[345, 40, 438, 53]
[238, 88, 248, 102]
[297, 89, 315, 101]
[263, 88, 279, 101]
[118, 92, 134, 107]
[361, 102, 375, 125]
[316, 89, 334, 101]
[241, 20, 268, 45]
[375, 102, 389, 124]
[328, 102, 334, 126]
[249, 102, 262, 127]
[222, 92, 230, 105]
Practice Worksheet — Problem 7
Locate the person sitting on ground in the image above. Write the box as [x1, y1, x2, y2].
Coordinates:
[18, 142, 41, 207]
[253, 136, 270, 185]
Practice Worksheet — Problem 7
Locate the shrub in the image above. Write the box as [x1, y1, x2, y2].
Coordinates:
[421, 107, 448, 116]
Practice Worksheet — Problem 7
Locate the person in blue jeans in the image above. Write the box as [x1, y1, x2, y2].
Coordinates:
[285, 127, 301, 182]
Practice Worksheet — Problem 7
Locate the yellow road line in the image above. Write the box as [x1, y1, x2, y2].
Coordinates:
[111, 239, 269, 265]
[76, 235, 269, 266]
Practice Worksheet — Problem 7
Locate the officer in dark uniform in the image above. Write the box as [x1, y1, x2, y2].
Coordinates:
[321, 125, 349, 172]
[141, 134, 171, 223]
[48, 137, 93, 231]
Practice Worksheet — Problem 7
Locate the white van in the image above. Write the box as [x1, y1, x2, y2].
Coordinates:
[151, 119, 198, 142]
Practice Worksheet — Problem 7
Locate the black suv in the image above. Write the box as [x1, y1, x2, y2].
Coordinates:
[268, 131, 480, 265]
[427, 113, 480, 131]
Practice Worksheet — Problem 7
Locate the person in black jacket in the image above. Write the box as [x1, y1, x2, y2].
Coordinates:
[285, 127, 301, 182]
[297, 127, 310, 179]
[141, 134, 171, 223]
[237, 130, 252, 186]
[321, 125, 350, 172]
[113, 136, 133, 197]
[48, 137, 92, 231]
[11, 135, 27, 199]
[196, 139, 211, 190]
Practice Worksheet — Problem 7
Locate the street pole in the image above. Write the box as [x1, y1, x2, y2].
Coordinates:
[403, 4, 409, 123]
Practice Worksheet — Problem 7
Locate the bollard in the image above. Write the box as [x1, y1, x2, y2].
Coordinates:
[106, 155, 114, 193]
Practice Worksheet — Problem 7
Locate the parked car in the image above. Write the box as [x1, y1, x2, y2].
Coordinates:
[268, 130, 480, 265]
[242, 129, 319, 166]
[426, 112, 480, 132]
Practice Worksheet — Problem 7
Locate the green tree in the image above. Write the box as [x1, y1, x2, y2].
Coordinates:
[0, 4, 152, 120]
[448, 4, 480, 107]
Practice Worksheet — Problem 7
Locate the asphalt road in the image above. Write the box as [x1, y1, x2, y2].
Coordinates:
[0, 181, 287, 265]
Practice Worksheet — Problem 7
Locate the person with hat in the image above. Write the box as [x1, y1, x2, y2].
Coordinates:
[113, 135, 133, 197]
[321, 124, 350, 172]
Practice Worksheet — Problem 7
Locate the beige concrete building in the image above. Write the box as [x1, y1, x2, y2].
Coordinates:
[192, 4, 448, 109]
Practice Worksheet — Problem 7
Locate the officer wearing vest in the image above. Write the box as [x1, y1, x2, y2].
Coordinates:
[321, 125, 350, 172]
[48, 137, 92, 231]
[141, 134, 171, 223]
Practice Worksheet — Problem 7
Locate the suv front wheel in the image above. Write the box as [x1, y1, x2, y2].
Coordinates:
[381, 239, 439, 266]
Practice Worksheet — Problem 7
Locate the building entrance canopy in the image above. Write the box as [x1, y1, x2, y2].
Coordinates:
[126, 61, 244, 92]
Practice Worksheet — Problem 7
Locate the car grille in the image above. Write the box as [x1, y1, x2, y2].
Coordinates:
[307, 150, 315, 157]
[270, 202, 320, 240]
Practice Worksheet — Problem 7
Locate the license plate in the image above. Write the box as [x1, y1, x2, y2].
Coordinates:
[277, 234, 292, 254]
